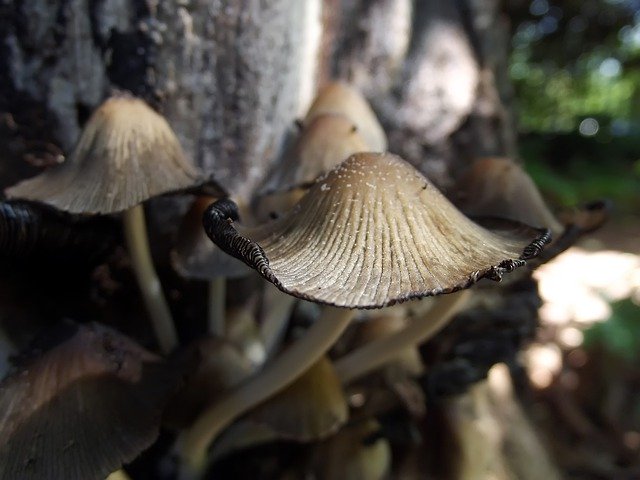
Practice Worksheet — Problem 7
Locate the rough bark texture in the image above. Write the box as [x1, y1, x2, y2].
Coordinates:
[1, 0, 317, 204]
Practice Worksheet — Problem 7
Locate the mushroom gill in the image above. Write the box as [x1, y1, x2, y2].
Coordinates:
[205, 152, 550, 309]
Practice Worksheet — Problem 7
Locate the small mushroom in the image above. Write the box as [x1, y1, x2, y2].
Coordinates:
[186, 357, 349, 461]
[258, 114, 370, 198]
[6, 95, 205, 353]
[304, 82, 387, 152]
[178, 153, 549, 472]
[250, 355, 348, 441]
[172, 196, 250, 336]
[0, 322, 177, 480]
[454, 157, 610, 261]
[6, 96, 202, 214]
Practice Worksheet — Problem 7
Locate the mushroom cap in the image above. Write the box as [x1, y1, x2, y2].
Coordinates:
[455, 157, 563, 236]
[260, 114, 370, 196]
[252, 188, 307, 224]
[250, 356, 348, 441]
[0, 322, 176, 480]
[304, 82, 387, 152]
[204, 153, 550, 309]
[6, 96, 203, 214]
[171, 197, 250, 280]
[311, 419, 391, 480]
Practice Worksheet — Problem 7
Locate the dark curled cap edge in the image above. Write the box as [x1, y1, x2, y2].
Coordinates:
[203, 198, 283, 290]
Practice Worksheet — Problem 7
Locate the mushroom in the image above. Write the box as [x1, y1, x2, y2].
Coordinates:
[0, 322, 177, 480]
[454, 157, 610, 262]
[249, 355, 348, 441]
[256, 113, 370, 220]
[6, 95, 204, 353]
[196, 355, 349, 462]
[206, 153, 549, 308]
[177, 152, 549, 472]
[304, 82, 388, 152]
[172, 196, 250, 337]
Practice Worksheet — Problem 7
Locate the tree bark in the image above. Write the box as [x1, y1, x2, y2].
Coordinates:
[1, 0, 318, 203]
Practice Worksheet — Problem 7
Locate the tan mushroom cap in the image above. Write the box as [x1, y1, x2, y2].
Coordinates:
[0, 323, 176, 480]
[250, 356, 348, 441]
[172, 196, 250, 280]
[205, 153, 549, 309]
[261, 114, 370, 196]
[304, 82, 388, 152]
[6, 96, 202, 214]
[455, 157, 563, 236]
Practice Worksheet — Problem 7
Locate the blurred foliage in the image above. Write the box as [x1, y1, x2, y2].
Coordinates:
[520, 132, 640, 208]
[583, 299, 640, 361]
[507, 0, 640, 132]
[506, 0, 640, 210]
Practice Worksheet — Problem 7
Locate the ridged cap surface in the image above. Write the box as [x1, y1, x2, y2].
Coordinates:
[7, 96, 202, 214]
[204, 153, 550, 308]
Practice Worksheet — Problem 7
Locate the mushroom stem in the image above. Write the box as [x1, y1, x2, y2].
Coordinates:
[178, 306, 356, 474]
[123, 204, 178, 353]
[208, 278, 226, 337]
[335, 290, 471, 385]
[260, 285, 297, 358]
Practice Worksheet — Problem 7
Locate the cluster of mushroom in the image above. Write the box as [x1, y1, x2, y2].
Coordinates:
[0, 84, 609, 480]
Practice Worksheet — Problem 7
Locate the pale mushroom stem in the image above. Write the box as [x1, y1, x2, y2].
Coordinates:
[334, 290, 471, 385]
[208, 278, 226, 337]
[260, 285, 297, 358]
[178, 306, 356, 475]
[123, 204, 178, 353]
[106, 470, 133, 480]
